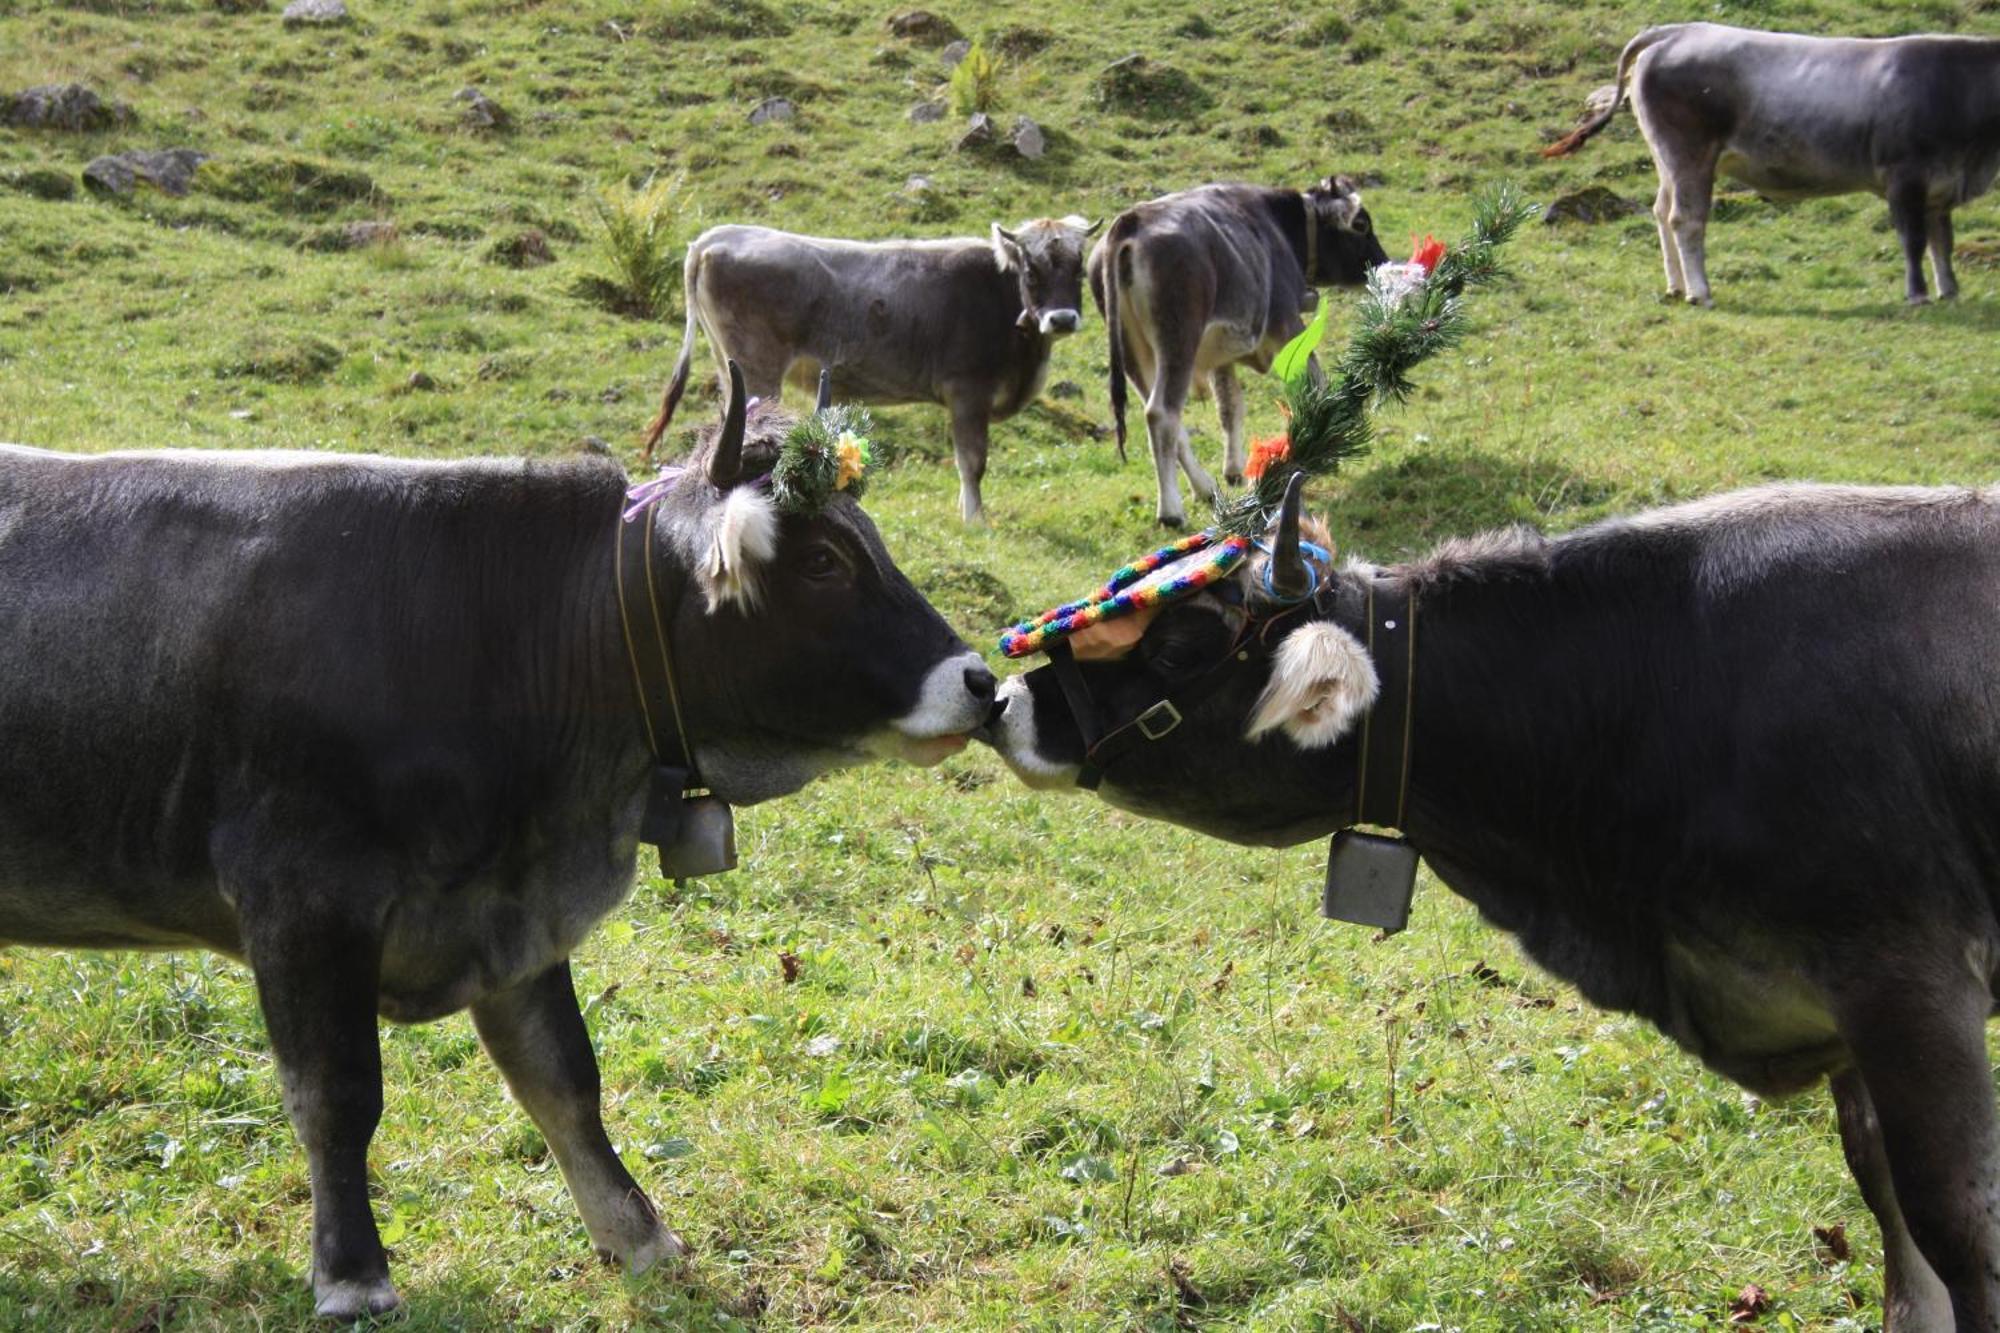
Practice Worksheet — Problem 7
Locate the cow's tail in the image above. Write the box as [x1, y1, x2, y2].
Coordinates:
[1102, 215, 1138, 465]
[1540, 24, 1678, 158]
[642, 241, 705, 462]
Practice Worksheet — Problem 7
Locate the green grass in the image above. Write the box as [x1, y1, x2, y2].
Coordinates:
[3, 0, 2000, 1327]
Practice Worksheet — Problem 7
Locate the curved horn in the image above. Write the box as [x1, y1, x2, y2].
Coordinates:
[708, 359, 748, 489]
[815, 366, 833, 413]
[1268, 473, 1314, 601]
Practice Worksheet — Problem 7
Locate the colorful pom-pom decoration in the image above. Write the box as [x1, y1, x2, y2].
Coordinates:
[999, 530, 1252, 659]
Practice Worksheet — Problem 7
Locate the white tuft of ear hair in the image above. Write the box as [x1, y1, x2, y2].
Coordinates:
[1246, 621, 1379, 748]
[990, 223, 1020, 272]
[702, 487, 778, 611]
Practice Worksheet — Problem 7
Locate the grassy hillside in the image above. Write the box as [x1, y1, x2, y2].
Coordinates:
[3, 0, 1999, 1327]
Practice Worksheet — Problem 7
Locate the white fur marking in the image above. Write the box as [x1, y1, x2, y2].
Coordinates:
[893, 650, 987, 738]
[992, 675, 1078, 789]
[1247, 622, 1379, 748]
[702, 488, 778, 610]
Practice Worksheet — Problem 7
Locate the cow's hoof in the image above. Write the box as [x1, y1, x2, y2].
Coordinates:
[1660, 289, 1683, 303]
[1157, 514, 1186, 530]
[1686, 294, 1714, 308]
[314, 1276, 401, 1321]
[1223, 470, 1244, 488]
[1906, 293, 1931, 307]
[609, 1223, 690, 1275]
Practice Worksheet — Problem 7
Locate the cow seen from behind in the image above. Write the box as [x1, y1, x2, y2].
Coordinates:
[989, 479, 2000, 1330]
[1544, 22, 2000, 306]
[0, 379, 995, 1319]
[645, 217, 1098, 524]
[1091, 177, 1389, 528]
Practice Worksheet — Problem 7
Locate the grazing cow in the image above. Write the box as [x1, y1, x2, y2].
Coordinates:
[0, 380, 994, 1319]
[1091, 178, 1389, 528]
[1543, 22, 2000, 306]
[989, 478, 2000, 1329]
[644, 217, 1099, 523]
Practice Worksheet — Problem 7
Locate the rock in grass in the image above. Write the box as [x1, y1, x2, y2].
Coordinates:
[1011, 114, 1044, 159]
[748, 96, 795, 125]
[954, 111, 994, 152]
[907, 99, 946, 124]
[4, 84, 132, 132]
[281, 0, 348, 25]
[454, 86, 508, 131]
[885, 10, 960, 46]
[940, 38, 971, 67]
[82, 148, 210, 197]
[1542, 185, 1646, 225]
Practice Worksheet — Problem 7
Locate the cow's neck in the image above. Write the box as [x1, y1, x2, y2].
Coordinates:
[1334, 560, 1688, 1020]
[1275, 190, 1316, 284]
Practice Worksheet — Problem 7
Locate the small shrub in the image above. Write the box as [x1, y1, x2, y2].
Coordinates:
[584, 173, 693, 320]
[218, 333, 343, 384]
[948, 40, 1002, 117]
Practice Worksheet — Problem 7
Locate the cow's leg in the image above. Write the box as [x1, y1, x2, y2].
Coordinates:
[1929, 207, 1959, 301]
[244, 907, 396, 1319]
[1835, 971, 2000, 1329]
[1653, 181, 1688, 298]
[1831, 1067, 1954, 1330]
[1143, 348, 1205, 527]
[946, 397, 992, 525]
[1662, 163, 1718, 307]
[471, 961, 685, 1272]
[1890, 181, 1934, 305]
[1212, 364, 1247, 487]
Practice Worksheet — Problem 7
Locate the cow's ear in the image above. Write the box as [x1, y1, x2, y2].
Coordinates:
[1246, 622, 1378, 748]
[1061, 214, 1102, 237]
[1333, 174, 1357, 194]
[990, 223, 1022, 270]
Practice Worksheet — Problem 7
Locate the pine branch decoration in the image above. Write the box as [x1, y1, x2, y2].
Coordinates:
[770, 404, 884, 513]
[1216, 183, 1536, 541]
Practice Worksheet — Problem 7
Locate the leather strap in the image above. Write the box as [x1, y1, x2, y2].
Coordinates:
[1300, 192, 1318, 283]
[1353, 577, 1415, 829]
[615, 510, 698, 780]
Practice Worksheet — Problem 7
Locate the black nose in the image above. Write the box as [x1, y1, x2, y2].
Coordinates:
[1045, 309, 1081, 333]
[964, 664, 997, 709]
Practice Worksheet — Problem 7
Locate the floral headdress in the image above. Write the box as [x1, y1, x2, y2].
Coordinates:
[772, 402, 881, 512]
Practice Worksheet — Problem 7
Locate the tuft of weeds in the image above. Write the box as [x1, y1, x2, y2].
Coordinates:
[947, 40, 1003, 118]
[580, 172, 694, 321]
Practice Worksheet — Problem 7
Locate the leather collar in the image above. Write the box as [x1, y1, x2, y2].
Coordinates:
[614, 509, 703, 803]
[1325, 574, 1416, 829]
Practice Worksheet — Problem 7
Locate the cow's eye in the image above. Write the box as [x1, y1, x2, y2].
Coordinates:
[1353, 214, 1372, 234]
[800, 545, 846, 581]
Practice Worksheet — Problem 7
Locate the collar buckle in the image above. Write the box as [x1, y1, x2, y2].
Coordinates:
[1136, 700, 1183, 741]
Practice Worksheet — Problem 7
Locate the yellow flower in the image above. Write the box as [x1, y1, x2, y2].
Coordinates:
[834, 431, 870, 490]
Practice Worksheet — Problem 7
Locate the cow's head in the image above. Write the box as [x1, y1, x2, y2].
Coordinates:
[992, 215, 1100, 337]
[984, 480, 1376, 846]
[649, 368, 995, 803]
[1305, 175, 1391, 284]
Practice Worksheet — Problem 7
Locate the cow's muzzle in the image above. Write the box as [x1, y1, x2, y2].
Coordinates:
[1038, 308, 1082, 336]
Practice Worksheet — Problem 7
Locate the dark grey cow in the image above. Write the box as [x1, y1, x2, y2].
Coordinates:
[644, 217, 1098, 523]
[990, 480, 2000, 1330]
[1091, 178, 1388, 527]
[0, 386, 994, 1318]
[1544, 22, 2000, 305]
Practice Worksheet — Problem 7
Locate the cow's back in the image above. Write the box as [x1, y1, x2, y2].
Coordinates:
[1100, 185, 1302, 344]
[0, 447, 624, 951]
[689, 225, 1024, 404]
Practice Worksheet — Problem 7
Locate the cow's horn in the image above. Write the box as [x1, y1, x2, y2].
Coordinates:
[1268, 473, 1314, 601]
[815, 366, 832, 413]
[709, 360, 748, 489]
